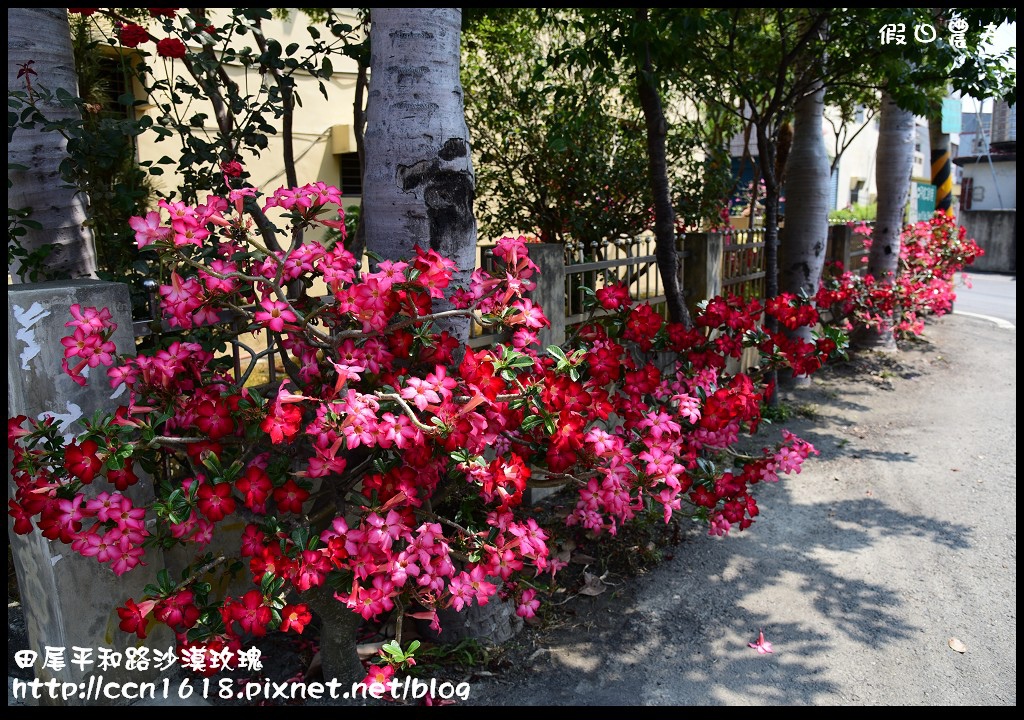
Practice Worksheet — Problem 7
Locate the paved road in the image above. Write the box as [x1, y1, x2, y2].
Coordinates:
[954, 272, 1016, 327]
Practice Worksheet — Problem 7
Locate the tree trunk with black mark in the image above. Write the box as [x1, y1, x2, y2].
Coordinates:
[362, 8, 476, 344]
[780, 77, 829, 358]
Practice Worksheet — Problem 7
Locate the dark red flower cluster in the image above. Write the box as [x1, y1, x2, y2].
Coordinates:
[118, 23, 150, 49]
[156, 37, 187, 59]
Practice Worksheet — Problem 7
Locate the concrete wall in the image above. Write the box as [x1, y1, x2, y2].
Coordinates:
[7, 280, 173, 705]
[960, 160, 1017, 211]
[959, 210, 1016, 273]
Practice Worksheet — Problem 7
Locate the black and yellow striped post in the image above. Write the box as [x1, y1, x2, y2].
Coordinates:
[929, 121, 954, 216]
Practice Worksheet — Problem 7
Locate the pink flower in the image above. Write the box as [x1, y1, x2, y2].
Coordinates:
[515, 589, 540, 618]
[66, 304, 114, 334]
[361, 664, 394, 692]
[748, 629, 773, 654]
[254, 296, 297, 333]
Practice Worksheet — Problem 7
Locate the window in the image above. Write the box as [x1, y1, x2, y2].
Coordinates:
[339, 152, 362, 196]
[82, 54, 138, 120]
[850, 179, 864, 206]
[961, 178, 973, 210]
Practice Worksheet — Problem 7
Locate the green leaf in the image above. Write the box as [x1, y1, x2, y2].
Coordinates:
[547, 345, 569, 363]
[521, 415, 545, 431]
[543, 415, 557, 435]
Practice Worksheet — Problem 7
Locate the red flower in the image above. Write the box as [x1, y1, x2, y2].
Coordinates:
[107, 461, 140, 491]
[595, 283, 631, 310]
[117, 598, 155, 640]
[279, 603, 312, 634]
[273, 479, 309, 514]
[193, 395, 235, 440]
[260, 399, 302, 444]
[148, 8, 178, 18]
[68, 9, 98, 15]
[8, 499, 34, 535]
[623, 303, 664, 351]
[156, 37, 187, 59]
[220, 160, 243, 177]
[230, 589, 272, 637]
[118, 23, 150, 48]
[236, 466, 273, 514]
[196, 482, 236, 522]
[155, 590, 200, 630]
[65, 439, 103, 484]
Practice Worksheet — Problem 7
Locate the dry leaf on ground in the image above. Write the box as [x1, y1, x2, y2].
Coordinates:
[579, 572, 607, 596]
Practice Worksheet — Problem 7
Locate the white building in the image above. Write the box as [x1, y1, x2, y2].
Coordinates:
[728, 103, 950, 217]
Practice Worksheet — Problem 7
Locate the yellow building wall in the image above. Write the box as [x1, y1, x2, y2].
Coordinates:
[129, 9, 364, 223]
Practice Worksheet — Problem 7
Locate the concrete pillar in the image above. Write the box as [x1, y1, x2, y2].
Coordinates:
[683, 232, 723, 308]
[527, 243, 566, 350]
[8, 280, 172, 705]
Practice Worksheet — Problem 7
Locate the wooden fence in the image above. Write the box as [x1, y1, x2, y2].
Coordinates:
[133, 222, 875, 370]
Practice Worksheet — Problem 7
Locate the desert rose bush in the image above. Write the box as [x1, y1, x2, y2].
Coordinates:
[8, 179, 841, 679]
[816, 213, 983, 339]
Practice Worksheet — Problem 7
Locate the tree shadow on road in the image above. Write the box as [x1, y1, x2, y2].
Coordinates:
[468, 481, 974, 706]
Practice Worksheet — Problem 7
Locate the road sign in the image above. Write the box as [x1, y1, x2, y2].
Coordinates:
[909, 182, 937, 223]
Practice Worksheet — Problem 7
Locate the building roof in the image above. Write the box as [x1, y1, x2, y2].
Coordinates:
[953, 153, 1016, 166]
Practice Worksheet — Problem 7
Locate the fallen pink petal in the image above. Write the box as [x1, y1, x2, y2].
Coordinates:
[748, 629, 774, 654]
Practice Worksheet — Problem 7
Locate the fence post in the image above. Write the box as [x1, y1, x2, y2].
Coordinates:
[520, 243, 567, 505]
[683, 232, 723, 308]
[828, 224, 853, 270]
[8, 279, 173, 705]
[528, 243, 566, 350]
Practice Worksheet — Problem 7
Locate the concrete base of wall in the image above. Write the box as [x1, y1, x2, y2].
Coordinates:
[959, 210, 1016, 274]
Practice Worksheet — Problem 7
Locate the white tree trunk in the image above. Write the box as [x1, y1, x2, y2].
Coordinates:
[363, 8, 476, 343]
[859, 91, 915, 351]
[8, 8, 96, 281]
[780, 78, 829, 312]
[778, 76, 829, 387]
